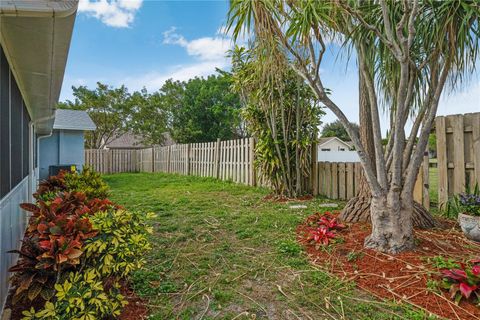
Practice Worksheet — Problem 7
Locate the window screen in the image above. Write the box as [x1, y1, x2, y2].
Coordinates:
[0, 45, 31, 198]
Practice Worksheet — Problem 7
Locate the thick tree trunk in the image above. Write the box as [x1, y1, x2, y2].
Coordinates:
[364, 193, 416, 253]
[341, 196, 436, 229]
[339, 60, 435, 229]
[340, 63, 375, 219]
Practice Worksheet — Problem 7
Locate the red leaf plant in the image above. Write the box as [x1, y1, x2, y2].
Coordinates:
[8, 190, 117, 304]
[441, 258, 480, 303]
[303, 212, 345, 249]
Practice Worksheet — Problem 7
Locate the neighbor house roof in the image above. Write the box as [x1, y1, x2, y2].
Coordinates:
[106, 132, 175, 149]
[106, 133, 150, 149]
[318, 137, 353, 149]
[53, 109, 96, 131]
[0, 0, 78, 134]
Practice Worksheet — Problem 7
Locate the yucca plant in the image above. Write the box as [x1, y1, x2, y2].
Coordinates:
[227, 0, 480, 253]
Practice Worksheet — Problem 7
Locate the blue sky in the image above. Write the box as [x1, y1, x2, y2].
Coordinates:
[62, 0, 479, 129]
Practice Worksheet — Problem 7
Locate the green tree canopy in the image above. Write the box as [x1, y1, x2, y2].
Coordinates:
[321, 120, 359, 141]
[58, 83, 132, 149]
[59, 72, 244, 148]
[167, 72, 244, 143]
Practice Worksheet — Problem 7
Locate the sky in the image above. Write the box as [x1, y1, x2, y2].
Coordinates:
[62, 0, 480, 132]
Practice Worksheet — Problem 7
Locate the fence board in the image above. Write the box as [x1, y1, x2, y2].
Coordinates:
[452, 115, 466, 194]
[436, 116, 448, 206]
[435, 112, 480, 207]
[338, 163, 346, 200]
[473, 113, 480, 185]
[346, 162, 354, 199]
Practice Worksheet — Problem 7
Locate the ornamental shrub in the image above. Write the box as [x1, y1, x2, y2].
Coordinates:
[35, 167, 109, 202]
[445, 183, 480, 218]
[303, 212, 345, 249]
[9, 169, 154, 319]
[9, 192, 109, 304]
[441, 258, 480, 304]
[21, 269, 127, 320]
[84, 209, 155, 277]
[64, 166, 110, 200]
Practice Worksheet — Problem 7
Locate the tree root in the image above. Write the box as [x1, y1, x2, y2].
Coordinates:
[339, 196, 436, 229]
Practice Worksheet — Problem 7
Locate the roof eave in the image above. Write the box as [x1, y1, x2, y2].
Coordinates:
[0, 1, 79, 135]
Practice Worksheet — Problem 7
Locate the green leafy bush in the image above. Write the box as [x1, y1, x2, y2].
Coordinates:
[35, 167, 109, 202]
[85, 209, 155, 277]
[9, 169, 154, 319]
[64, 166, 110, 200]
[9, 192, 113, 304]
[21, 270, 127, 320]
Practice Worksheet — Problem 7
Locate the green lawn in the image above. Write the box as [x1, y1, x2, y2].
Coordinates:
[104, 173, 432, 320]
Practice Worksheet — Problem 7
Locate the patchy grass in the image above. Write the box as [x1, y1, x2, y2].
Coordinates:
[104, 173, 431, 319]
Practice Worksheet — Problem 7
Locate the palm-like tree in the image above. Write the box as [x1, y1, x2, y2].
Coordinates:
[227, 0, 480, 253]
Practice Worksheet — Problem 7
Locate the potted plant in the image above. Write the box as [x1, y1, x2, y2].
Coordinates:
[449, 184, 480, 241]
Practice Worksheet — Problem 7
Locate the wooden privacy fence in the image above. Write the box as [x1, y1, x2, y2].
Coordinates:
[86, 137, 432, 208]
[85, 149, 140, 174]
[86, 138, 256, 186]
[435, 112, 480, 206]
[311, 155, 430, 210]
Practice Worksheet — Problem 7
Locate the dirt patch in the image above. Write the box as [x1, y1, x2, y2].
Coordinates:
[297, 217, 480, 320]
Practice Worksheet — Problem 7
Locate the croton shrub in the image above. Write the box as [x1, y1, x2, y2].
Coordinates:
[441, 258, 480, 304]
[303, 212, 345, 248]
[9, 168, 155, 320]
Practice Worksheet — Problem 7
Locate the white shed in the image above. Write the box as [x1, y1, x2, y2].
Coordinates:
[317, 137, 360, 162]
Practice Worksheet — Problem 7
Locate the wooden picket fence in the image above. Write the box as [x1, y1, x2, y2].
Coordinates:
[85, 149, 140, 174]
[85, 138, 256, 186]
[435, 112, 480, 206]
[311, 156, 430, 209]
[85, 137, 431, 208]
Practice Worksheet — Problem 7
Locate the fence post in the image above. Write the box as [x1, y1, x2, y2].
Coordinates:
[108, 150, 113, 174]
[311, 142, 318, 195]
[423, 151, 430, 211]
[214, 138, 221, 179]
[151, 147, 155, 173]
[185, 144, 190, 175]
[132, 150, 137, 172]
[249, 137, 256, 186]
[167, 145, 171, 173]
[436, 116, 448, 207]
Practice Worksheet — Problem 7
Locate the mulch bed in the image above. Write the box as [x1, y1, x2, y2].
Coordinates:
[118, 285, 149, 320]
[297, 216, 480, 320]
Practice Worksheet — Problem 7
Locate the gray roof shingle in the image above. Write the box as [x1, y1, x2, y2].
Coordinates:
[53, 109, 96, 131]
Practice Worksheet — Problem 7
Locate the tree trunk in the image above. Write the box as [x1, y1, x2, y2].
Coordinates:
[339, 60, 435, 229]
[339, 62, 375, 220]
[364, 193, 415, 253]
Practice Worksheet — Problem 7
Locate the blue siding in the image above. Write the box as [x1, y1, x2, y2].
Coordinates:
[39, 130, 85, 180]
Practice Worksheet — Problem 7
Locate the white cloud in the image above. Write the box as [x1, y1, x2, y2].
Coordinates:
[122, 60, 230, 92]
[163, 27, 232, 61]
[438, 80, 480, 116]
[119, 27, 234, 91]
[60, 26, 236, 100]
[78, 0, 143, 28]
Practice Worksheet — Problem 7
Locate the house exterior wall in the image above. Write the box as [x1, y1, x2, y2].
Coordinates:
[39, 129, 85, 180]
[317, 151, 360, 162]
[318, 139, 351, 152]
[0, 44, 32, 312]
